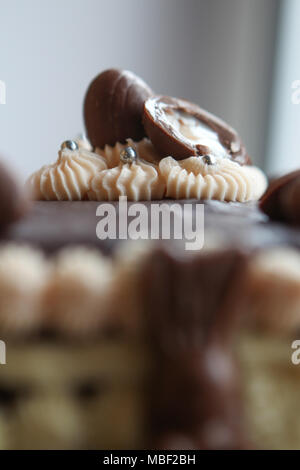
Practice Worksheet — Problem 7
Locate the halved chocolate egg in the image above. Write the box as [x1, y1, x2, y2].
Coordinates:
[143, 96, 251, 164]
[84, 69, 153, 149]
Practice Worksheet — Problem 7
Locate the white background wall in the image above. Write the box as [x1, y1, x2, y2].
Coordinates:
[0, 0, 279, 179]
[266, 0, 300, 175]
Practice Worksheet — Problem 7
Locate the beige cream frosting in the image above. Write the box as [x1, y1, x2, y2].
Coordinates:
[75, 135, 93, 151]
[110, 241, 154, 330]
[159, 156, 267, 202]
[27, 147, 107, 201]
[0, 245, 50, 333]
[95, 138, 160, 168]
[0, 243, 153, 336]
[46, 247, 113, 335]
[246, 248, 300, 332]
[0, 241, 299, 338]
[88, 159, 165, 201]
[0, 243, 148, 336]
[27, 138, 267, 202]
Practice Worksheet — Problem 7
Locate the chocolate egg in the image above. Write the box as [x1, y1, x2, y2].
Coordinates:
[280, 176, 300, 224]
[143, 96, 250, 164]
[260, 170, 300, 225]
[0, 159, 29, 231]
[84, 69, 153, 149]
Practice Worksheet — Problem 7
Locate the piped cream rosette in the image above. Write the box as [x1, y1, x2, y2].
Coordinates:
[75, 135, 93, 151]
[88, 159, 165, 201]
[0, 245, 50, 333]
[89, 141, 165, 201]
[27, 143, 107, 201]
[45, 247, 113, 335]
[159, 156, 267, 202]
[246, 248, 300, 332]
[95, 138, 161, 168]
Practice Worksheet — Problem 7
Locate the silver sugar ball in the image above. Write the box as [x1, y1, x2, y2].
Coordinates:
[120, 146, 138, 164]
[61, 140, 79, 151]
[202, 155, 215, 165]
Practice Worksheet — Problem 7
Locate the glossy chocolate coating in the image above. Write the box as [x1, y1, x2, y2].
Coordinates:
[0, 159, 29, 233]
[260, 170, 300, 225]
[1, 199, 300, 254]
[280, 176, 300, 225]
[141, 248, 248, 449]
[84, 69, 153, 149]
[143, 96, 251, 164]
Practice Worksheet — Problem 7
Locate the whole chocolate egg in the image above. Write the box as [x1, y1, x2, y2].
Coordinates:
[280, 175, 300, 225]
[84, 69, 153, 149]
[0, 159, 29, 231]
[260, 169, 300, 225]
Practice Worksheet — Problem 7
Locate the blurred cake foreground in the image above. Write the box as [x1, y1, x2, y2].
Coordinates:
[0, 69, 299, 449]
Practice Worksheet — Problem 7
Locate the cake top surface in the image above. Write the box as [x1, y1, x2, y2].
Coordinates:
[1, 200, 299, 255]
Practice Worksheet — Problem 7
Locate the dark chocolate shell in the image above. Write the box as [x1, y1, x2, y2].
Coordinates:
[143, 96, 251, 165]
[280, 176, 300, 224]
[0, 159, 29, 231]
[84, 69, 153, 149]
[260, 169, 300, 224]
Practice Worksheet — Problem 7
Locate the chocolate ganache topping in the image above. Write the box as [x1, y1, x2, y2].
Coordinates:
[143, 96, 251, 165]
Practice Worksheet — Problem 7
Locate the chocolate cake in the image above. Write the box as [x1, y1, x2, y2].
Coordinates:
[0, 69, 299, 449]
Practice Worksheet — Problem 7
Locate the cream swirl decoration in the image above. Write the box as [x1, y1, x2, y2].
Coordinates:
[159, 156, 267, 202]
[96, 138, 160, 168]
[88, 159, 165, 201]
[46, 247, 113, 335]
[75, 135, 93, 151]
[27, 144, 107, 201]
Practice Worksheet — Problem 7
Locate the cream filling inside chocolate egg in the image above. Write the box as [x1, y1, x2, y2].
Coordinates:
[143, 96, 248, 163]
[161, 107, 228, 159]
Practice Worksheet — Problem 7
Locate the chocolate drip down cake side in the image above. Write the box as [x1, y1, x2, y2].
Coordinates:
[0, 69, 299, 449]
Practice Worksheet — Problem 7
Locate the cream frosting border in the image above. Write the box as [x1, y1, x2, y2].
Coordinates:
[0, 243, 299, 336]
[88, 160, 166, 201]
[246, 248, 300, 332]
[27, 139, 267, 203]
[159, 156, 268, 202]
[27, 147, 107, 201]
